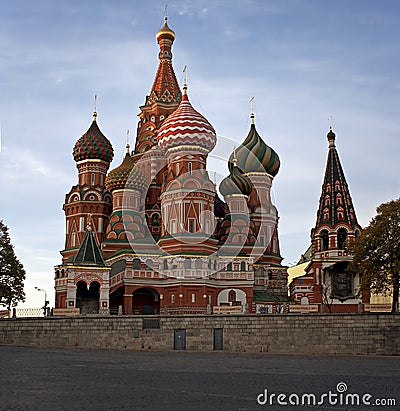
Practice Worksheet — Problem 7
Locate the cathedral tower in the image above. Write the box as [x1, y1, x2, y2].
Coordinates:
[61, 112, 114, 264]
[135, 17, 181, 155]
[157, 82, 218, 256]
[291, 128, 363, 311]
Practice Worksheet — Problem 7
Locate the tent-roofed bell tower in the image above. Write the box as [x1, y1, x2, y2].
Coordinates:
[291, 127, 364, 311]
[134, 17, 181, 156]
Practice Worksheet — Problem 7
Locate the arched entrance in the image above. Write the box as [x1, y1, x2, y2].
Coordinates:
[76, 281, 100, 314]
[132, 288, 160, 315]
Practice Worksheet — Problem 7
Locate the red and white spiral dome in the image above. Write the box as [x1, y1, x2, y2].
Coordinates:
[157, 87, 216, 153]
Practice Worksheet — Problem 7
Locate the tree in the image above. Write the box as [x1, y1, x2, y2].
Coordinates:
[0, 221, 26, 309]
[350, 198, 400, 313]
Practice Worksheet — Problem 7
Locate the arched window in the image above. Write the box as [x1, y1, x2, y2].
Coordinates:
[163, 260, 168, 270]
[337, 228, 347, 250]
[195, 259, 202, 269]
[324, 195, 330, 206]
[240, 261, 246, 271]
[151, 213, 160, 226]
[320, 230, 329, 251]
[188, 162, 192, 175]
[228, 290, 236, 302]
[132, 259, 141, 269]
[91, 173, 95, 187]
[227, 262, 232, 271]
[145, 259, 153, 270]
[300, 296, 309, 305]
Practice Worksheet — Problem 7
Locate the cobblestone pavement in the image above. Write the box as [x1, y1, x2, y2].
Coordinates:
[0, 346, 399, 410]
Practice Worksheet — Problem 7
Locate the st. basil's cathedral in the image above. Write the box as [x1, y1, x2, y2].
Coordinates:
[54, 18, 363, 315]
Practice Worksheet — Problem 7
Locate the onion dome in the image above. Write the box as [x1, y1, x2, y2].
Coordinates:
[157, 86, 217, 153]
[105, 145, 147, 192]
[156, 17, 176, 42]
[214, 194, 226, 218]
[220, 162, 253, 197]
[229, 114, 280, 177]
[73, 112, 114, 163]
[327, 126, 336, 147]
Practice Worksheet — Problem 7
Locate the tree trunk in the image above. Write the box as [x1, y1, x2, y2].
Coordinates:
[392, 272, 399, 313]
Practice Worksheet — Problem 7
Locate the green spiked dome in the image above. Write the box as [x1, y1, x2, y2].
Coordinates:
[220, 162, 253, 197]
[73, 112, 114, 163]
[229, 116, 280, 177]
[105, 145, 147, 192]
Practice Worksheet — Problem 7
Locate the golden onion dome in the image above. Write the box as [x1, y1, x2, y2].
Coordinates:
[105, 146, 147, 192]
[156, 17, 176, 42]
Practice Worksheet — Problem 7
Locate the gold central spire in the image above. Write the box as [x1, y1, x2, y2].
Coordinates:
[156, 16, 176, 42]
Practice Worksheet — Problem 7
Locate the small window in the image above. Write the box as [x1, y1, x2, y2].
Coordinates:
[171, 219, 177, 233]
[191, 293, 195, 303]
[171, 294, 175, 303]
[320, 230, 329, 251]
[240, 261, 246, 271]
[91, 173, 95, 187]
[227, 262, 232, 271]
[228, 290, 236, 302]
[337, 228, 347, 250]
[188, 218, 195, 233]
[188, 162, 192, 175]
[71, 232, 76, 247]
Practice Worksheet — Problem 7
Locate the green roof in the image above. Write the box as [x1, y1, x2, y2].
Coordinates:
[73, 229, 104, 265]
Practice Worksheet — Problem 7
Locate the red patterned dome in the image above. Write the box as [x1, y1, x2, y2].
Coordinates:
[73, 112, 114, 163]
[157, 88, 216, 153]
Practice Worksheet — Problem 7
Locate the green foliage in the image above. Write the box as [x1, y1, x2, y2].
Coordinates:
[350, 198, 400, 312]
[0, 221, 26, 309]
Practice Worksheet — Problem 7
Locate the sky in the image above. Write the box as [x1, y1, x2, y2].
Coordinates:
[0, 0, 399, 309]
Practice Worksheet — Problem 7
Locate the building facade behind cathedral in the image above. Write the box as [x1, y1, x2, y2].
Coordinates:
[54, 18, 289, 315]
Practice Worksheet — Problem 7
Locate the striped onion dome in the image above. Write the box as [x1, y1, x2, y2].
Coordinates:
[229, 116, 280, 177]
[73, 112, 114, 163]
[220, 162, 253, 197]
[157, 87, 216, 153]
[105, 146, 147, 192]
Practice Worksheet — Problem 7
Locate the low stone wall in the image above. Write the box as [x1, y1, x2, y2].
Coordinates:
[0, 314, 399, 356]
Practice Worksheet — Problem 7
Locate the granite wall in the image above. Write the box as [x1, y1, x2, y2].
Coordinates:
[1, 314, 398, 356]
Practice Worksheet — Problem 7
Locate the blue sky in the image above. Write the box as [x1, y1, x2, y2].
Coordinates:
[0, 0, 399, 308]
